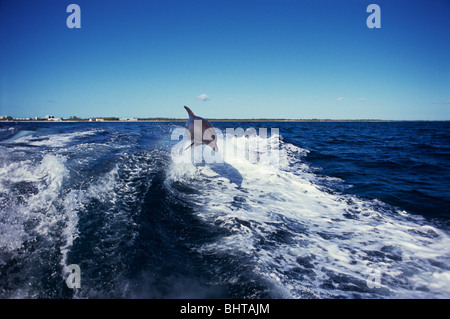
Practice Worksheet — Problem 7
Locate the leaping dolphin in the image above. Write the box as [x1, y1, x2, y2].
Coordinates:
[184, 106, 218, 152]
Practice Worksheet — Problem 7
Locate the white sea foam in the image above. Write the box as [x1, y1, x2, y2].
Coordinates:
[1, 129, 99, 147]
[2, 124, 449, 298]
[0, 124, 161, 297]
[169, 134, 450, 298]
[0, 152, 81, 298]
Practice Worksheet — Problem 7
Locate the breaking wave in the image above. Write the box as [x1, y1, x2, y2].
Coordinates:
[1, 122, 449, 298]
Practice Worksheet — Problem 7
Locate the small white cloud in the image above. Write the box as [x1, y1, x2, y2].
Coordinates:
[336, 97, 345, 101]
[197, 94, 209, 101]
[358, 98, 366, 102]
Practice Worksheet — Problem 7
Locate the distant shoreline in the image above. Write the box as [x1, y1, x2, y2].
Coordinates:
[1, 119, 448, 123]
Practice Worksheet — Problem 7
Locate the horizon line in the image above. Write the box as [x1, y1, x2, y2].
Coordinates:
[1, 116, 449, 123]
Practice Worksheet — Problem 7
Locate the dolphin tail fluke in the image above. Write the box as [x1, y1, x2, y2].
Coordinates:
[184, 106, 195, 118]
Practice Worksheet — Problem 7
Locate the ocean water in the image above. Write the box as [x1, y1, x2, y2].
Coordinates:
[0, 121, 449, 299]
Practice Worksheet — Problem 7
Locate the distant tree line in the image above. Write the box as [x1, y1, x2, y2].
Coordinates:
[69, 116, 85, 121]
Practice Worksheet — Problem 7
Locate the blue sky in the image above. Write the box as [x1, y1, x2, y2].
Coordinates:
[1, 0, 449, 120]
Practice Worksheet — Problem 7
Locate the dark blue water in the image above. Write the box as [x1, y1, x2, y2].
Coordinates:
[1, 121, 449, 298]
[278, 121, 450, 222]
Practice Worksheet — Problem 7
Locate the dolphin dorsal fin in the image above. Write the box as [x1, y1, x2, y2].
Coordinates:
[184, 106, 195, 118]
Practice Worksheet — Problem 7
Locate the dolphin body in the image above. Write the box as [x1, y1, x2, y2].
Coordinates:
[184, 106, 218, 152]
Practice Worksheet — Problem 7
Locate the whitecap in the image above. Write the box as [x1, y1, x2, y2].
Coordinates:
[168, 133, 450, 298]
